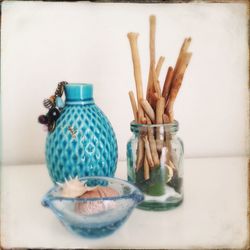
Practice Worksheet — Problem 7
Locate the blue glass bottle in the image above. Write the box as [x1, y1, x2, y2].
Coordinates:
[46, 83, 118, 183]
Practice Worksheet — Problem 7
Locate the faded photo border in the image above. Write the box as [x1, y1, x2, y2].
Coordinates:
[0, 0, 249, 249]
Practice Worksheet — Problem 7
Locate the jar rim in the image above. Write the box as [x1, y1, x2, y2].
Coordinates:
[130, 120, 179, 133]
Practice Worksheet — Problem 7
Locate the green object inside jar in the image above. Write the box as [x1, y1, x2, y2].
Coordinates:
[136, 165, 167, 196]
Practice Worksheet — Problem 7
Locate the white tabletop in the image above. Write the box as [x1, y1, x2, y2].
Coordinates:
[0, 157, 248, 249]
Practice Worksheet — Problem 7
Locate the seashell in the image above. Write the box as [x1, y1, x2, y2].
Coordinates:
[43, 98, 55, 109]
[75, 186, 119, 215]
[59, 177, 96, 198]
[166, 164, 174, 183]
[58, 176, 119, 215]
[169, 160, 176, 169]
[95, 186, 119, 198]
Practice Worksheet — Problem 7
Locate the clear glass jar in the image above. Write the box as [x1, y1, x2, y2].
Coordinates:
[127, 120, 184, 211]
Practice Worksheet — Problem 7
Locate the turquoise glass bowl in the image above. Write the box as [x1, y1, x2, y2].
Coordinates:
[45, 84, 118, 183]
[42, 176, 144, 238]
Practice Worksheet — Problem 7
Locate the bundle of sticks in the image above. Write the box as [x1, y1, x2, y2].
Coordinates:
[128, 15, 192, 181]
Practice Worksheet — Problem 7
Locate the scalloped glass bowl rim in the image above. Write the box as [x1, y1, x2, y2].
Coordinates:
[42, 176, 144, 204]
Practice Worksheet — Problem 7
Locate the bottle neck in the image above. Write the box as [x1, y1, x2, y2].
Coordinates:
[65, 99, 94, 105]
[65, 83, 94, 105]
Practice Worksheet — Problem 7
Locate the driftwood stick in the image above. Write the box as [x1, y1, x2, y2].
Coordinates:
[143, 136, 154, 168]
[144, 155, 150, 180]
[136, 136, 145, 171]
[140, 116, 147, 124]
[153, 68, 161, 97]
[163, 114, 170, 124]
[146, 117, 160, 167]
[163, 114, 173, 166]
[140, 99, 155, 122]
[128, 91, 138, 122]
[156, 97, 165, 124]
[148, 92, 160, 110]
[162, 66, 174, 101]
[156, 97, 165, 152]
[165, 132, 172, 165]
[155, 56, 165, 80]
[146, 15, 156, 101]
[167, 52, 192, 122]
[127, 32, 144, 122]
[149, 91, 160, 102]
[173, 37, 192, 78]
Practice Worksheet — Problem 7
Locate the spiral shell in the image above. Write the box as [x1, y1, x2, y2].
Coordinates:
[43, 98, 55, 109]
[58, 177, 96, 198]
[55, 81, 68, 97]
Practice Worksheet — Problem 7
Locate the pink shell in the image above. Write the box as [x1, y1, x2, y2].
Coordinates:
[75, 186, 119, 215]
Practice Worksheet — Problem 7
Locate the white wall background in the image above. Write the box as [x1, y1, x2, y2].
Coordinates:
[1, 1, 249, 165]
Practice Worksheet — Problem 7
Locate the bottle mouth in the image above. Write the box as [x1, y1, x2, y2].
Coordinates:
[130, 120, 179, 133]
[65, 83, 93, 104]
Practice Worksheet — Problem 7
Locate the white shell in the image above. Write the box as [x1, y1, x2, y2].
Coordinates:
[169, 160, 176, 169]
[58, 177, 96, 198]
[166, 164, 174, 183]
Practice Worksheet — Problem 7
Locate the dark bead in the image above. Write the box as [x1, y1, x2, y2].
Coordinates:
[48, 108, 60, 121]
[38, 115, 48, 124]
